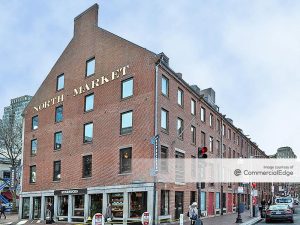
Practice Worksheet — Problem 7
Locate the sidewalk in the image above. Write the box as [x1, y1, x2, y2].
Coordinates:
[0, 212, 19, 224]
[200, 210, 261, 225]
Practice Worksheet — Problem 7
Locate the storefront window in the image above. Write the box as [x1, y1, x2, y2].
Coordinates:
[22, 197, 30, 219]
[90, 194, 103, 218]
[129, 192, 147, 218]
[33, 197, 41, 219]
[58, 195, 68, 221]
[160, 190, 169, 216]
[73, 195, 84, 217]
[110, 193, 123, 218]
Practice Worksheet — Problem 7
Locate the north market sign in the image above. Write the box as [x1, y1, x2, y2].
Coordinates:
[33, 65, 130, 112]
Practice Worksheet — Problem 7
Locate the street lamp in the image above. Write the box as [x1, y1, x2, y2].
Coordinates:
[236, 157, 243, 223]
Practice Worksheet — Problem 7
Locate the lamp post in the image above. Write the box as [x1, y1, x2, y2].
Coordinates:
[236, 185, 243, 223]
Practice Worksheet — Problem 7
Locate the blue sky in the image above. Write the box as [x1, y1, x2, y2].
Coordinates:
[1, 0, 299, 156]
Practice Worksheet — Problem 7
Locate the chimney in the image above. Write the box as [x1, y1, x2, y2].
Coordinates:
[191, 85, 201, 95]
[74, 4, 99, 37]
[176, 73, 182, 79]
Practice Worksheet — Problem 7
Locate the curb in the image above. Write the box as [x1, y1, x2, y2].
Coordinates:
[241, 217, 262, 225]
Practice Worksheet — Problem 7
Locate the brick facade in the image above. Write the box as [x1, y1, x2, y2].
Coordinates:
[20, 4, 271, 223]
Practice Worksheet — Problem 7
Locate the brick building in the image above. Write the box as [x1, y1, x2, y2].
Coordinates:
[19, 4, 271, 223]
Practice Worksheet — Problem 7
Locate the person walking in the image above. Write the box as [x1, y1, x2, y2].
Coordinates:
[105, 203, 113, 222]
[189, 202, 198, 225]
[0, 201, 6, 219]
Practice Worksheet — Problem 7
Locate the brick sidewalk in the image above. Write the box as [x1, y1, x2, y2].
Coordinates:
[200, 210, 257, 225]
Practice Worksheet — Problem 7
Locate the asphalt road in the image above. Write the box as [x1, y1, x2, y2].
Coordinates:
[257, 206, 300, 224]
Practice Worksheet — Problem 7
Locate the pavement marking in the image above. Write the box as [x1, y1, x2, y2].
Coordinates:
[17, 220, 28, 225]
[37, 220, 41, 223]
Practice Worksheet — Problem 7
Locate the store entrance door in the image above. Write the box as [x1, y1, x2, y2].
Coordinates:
[33, 197, 41, 219]
[175, 191, 184, 219]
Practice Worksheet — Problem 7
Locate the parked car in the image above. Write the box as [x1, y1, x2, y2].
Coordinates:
[266, 204, 294, 223]
[275, 197, 295, 213]
[293, 198, 299, 205]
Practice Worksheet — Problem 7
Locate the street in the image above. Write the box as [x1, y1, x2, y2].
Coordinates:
[257, 206, 300, 224]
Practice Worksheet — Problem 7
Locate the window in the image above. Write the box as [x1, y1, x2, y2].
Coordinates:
[82, 155, 92, 178]
[209, 136, 213, 152]
[161, 75, 169, 97]
[237, 136, 240, 145]
[161, 146, 168, 172]
[191, 126, 196, 145]
[228, 128, 231, 140]
[216, 140, 220, 157]
[209, 113, 213, 127]
[222, 124, 226, 136]
[161, 109, 169, 132]
[228, 148, 232, 158]
[121, 78, 133, 99]
[175, 151, 185, 183]
[177, 118, 184, 139]
[120, 147, 132, 174]
[84, 93, 94, 112]
[29, 165, 36, 183]
[54, 131, 62, 150]
[191, 99, 196, 115]
[233, 150, 236, 158]
[161, 190, 169, 216]
[56, 74, 64, 91]
[120, 111, 133, 135]
[32, 115, 38, 130]
[84, 122, 93, 143]
[55, 105, 63, 123]
[200, 107, 206, 122]
[177, 89, 184, 106]
[31, 139, 37, 155]
[53, 161, 61, 181]
[223, 144, 226, 158]
[86, 57, 95, 77]
[201, 131, 206, 147]
[217, 119, 221, 132]
[233, 132, 236, 142]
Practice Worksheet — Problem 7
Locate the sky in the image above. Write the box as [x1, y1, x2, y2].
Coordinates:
[0, 0, 299, 156]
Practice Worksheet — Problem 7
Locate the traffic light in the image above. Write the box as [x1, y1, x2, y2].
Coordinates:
[198, 147, 208, 158]
[252, 183, 257, 189]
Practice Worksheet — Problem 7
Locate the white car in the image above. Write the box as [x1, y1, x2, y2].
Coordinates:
[275, 197, 295, 213]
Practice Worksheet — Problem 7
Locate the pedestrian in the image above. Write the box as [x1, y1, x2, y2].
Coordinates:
[49, 202, 54, 222]
[0, 200, 6, 219]
[189, 202, 198, 225]
[267, 199, 272, 207]
[105, 203, 113, 222]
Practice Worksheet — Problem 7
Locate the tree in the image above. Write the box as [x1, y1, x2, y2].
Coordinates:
[0, 119, 23, 212]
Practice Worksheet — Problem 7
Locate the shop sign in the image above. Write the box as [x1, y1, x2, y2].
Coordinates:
[141, 212, 151, 225]
[33, 65, 130, 112]
[150, 135, 160, 176]
[92, 213, 104, 225]
[54, 188, 87, 195]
